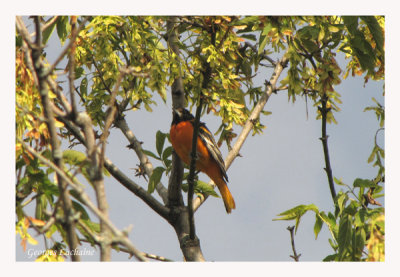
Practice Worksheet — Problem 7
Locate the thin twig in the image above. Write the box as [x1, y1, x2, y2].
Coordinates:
[319, 95, 336, 201]
[187, 102, 202, 240]
[287, 226, 301, 261]
[297, 43, 336, 202]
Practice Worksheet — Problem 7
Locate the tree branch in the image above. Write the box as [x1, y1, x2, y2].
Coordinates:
[187, 102, 202, 240]
[187, 51, 211, 239]
[19, 139, 148, 261]
[115, 116, 169, 204]
[319, 95, 337, 202]
[68, 16, 78, 118]
[28, 16, 80, 261]
[58, 116, 171, 220]
[166, 16, 205, 261]
[166, 17, 185, 208]
[75, 112, 112, 260]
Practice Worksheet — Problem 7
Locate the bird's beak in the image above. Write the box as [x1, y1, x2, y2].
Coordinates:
[174, 108, 182, 117]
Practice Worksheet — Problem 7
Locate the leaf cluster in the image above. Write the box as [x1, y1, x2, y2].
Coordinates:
[275, 177, 384, 261]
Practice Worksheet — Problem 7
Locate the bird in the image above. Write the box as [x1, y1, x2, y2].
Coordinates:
[169, 107, 236, 213]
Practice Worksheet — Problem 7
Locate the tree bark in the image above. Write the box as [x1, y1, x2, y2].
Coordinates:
[166, 16, 205, 261]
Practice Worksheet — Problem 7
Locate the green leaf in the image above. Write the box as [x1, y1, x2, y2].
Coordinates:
[336, 192, 348, 217]
[156, 131, 166, 156]
[142, 149, 160, 160]
[63, 149, 87, 166]
[338, 215, 352, 258]
[258, 24, 272, 55]
[56, 16, 71, 45]
[79, 77, 88, 97]
[42, 17, 58, 45]
[275, 204, 319, 219]
[231, 16, 260, 28]
[71, 200, 90, 220]
[297, 25, 319, 40]
[75, 67, 84, 80]
[368, 146, 377, 163]
[241, 61, 252, 77]
[35, 194, 47, 220]
[69, 189, 86, 206]
[240, 34, 257, 41]
[16, 34, 22, 47]
[194, 180, 219, 198]
[328, 238, 338, 250]
[81, 219, 100, 233]
[148, 166, 165, 193]
[328, 24, 342, 33]
[274, 204, 319, 233]
[334, 177, 346, 186]
[354, 227, 366, 256]
[353, 178, 376, 188]
[343, 16, 359, 36]
[77, 219, 101, 246]
[76, 221, 96, 246]
[360, 16, 384, 54]
[323, 254, 338, 261]
[314, 213, 323, 239]
[354, 208, 367, 227]
[162, 146, 173, 163]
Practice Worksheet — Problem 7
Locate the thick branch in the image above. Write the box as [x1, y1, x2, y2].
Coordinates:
[166, 17, 185, 208]
[166, 16, 205, 261]
[29, 16, 80, 261]
[76, 112, 112, 260]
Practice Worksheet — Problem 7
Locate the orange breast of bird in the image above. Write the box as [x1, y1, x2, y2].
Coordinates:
[169, 121, 212, 173]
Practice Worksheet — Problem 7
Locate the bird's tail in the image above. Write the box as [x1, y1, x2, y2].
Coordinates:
[215, 178, 236, 213]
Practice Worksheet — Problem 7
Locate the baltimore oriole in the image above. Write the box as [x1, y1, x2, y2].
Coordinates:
[170, 108, 236, 213]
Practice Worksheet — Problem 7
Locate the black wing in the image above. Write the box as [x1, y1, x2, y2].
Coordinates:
[198, 122, 229, 183]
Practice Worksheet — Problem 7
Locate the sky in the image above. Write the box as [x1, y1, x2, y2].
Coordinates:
[3, 1, 400, 276]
